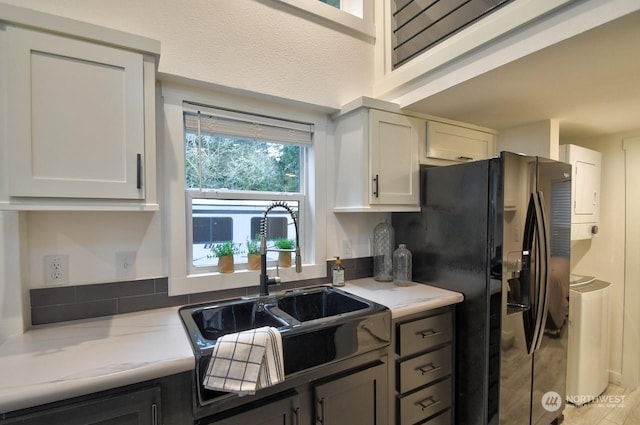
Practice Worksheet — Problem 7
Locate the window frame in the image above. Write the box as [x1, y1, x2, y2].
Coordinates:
[182, 103, 310, 274]
[275, 0, 374, 39]
[161, 82, 328, 297]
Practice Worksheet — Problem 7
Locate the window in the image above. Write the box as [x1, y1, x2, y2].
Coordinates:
[275, 0, 372, 38]
[320, 0, 341, 9]
[320, 0, 365, 19]
[162, 84, 328, 295]
[183, 102, 313, 274]
[193, 216, 233, 244]
[319, 0, 365, 18]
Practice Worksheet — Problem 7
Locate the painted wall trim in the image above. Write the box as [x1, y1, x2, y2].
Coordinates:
[622, 136, 640, 389]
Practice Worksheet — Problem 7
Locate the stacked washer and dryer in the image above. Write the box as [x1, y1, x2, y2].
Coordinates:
[566, 274, 611, 405]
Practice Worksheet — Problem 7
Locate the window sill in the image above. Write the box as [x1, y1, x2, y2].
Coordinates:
[170, 263, 327, 296]
[272, 0, 375, 41]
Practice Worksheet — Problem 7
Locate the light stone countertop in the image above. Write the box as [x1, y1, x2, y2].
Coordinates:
[341, 277, 463, 319]
[0, 278, 462, 415]
[0, 306, 194, 414]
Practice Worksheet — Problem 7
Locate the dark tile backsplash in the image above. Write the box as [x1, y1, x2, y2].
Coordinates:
[327, 256, 374, 281]
[30, 278, 167, 325]
[30, 257, 374, 325]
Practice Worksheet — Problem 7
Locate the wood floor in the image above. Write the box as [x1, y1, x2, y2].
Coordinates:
[563, 384, 640, 425]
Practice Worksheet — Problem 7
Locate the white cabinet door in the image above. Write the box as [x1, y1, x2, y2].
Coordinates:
[334, 108, 421, 212]
[424, 121, 496, 165]
[574, 159, 599, 216]
[560, 144, 601, 239]
[6, 26, 145, 200]
[369, 109, 420, 206]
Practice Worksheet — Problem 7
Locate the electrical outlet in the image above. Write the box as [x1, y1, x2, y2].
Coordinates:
[116, 251, 136, 279]
[44, 255, 69, 286]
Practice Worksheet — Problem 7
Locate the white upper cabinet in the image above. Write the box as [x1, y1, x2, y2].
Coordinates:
[7, 27, 144, 200]
[560, 144, 601, 240]
[369, 109, 421, 206]
[334, 107, 422, 212]
[423, 120, 496, 166]
[0, 6, 159, 210]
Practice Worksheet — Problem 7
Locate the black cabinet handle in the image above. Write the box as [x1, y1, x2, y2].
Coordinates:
[417, 362, 442, 375]
[317, 397, 325, 424]
[151, 403, 158, 425]
[136, 154, 142, 189]
[418, 328, 442, 339]
[417, 396, 441, 411]
[372, 174, 379, 198]
[293, 407, 300, 425]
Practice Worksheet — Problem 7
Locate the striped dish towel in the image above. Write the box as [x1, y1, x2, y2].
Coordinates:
[203, 326, 284, 396]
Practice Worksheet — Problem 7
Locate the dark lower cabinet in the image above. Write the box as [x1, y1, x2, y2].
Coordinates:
[392, 306, 455, 425]
[314, 363, 387, 425]
[0, 358, 389, 425]
[1, 386, 161, 425]
[196, 361, 388, 425]
[0, 373, 192, 425]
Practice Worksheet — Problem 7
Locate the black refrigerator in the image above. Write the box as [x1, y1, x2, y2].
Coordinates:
[392, 151, 571, 425]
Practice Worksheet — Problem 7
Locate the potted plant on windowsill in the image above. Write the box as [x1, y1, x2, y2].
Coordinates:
[246, 237, 261, 271]
[274, 238, 295, 268]
[211, 241, 241, 273]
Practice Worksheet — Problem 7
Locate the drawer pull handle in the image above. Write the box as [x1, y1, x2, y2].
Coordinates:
[418, 329, 442, 339]
[417, 396, 441, 411]
[317, 397, 325, 424]
[417, 362, 442, 375]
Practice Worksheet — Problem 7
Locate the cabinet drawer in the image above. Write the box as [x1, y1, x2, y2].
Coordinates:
[421, 409, 451, 425]
[399, 345, 452, 393]
[397, 312, 452, 357]
[398, 379, 451, 425]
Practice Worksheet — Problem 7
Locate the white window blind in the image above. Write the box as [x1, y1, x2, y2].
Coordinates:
[183, 102, 314, 146]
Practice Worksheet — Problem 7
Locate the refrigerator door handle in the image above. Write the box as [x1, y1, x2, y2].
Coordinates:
[521, 191, 550, 355]
[532, 191, 551, 351]
[521, 193, 537, 353]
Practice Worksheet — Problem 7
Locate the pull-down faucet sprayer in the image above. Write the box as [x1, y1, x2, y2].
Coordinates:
[259, 201, 301, 296]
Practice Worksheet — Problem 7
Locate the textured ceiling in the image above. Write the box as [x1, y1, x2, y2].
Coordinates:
[403, 10, 640, 140]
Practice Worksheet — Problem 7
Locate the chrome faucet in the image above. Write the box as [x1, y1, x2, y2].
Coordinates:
[259, 201, 301, 296]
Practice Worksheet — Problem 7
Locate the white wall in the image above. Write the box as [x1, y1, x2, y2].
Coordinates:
[0, 212, 27, 342]
[0, 0, 374, 109]
[497, 119, 560, 159]
[25, 212, 165, 289]
[564, 132, 633, 385]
